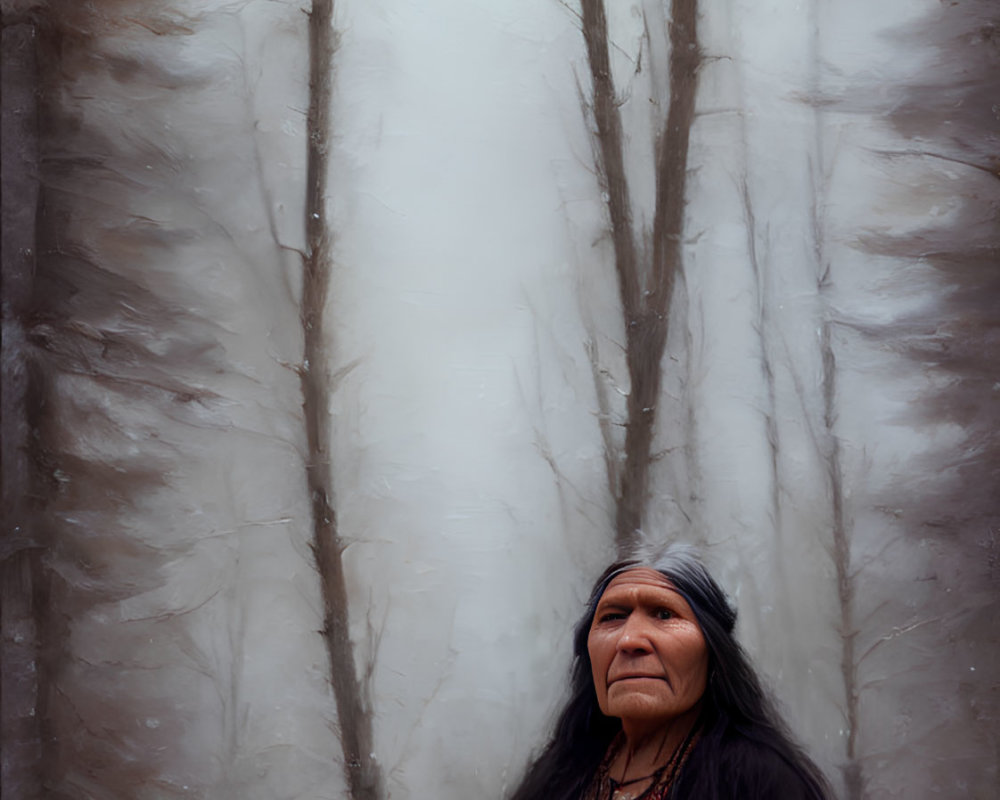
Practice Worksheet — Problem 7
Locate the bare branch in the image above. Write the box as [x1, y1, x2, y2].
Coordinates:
[856, 616, 942, 666]
[868, 146, 1000, 182]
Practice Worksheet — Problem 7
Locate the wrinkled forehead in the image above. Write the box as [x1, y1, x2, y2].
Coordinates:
[601, 567, 677, 596]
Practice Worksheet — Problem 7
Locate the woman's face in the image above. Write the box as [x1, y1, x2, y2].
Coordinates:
[587, 568, 709, 732]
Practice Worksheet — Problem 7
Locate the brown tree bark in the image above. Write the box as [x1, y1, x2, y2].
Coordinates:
[302, 3, 382, 798]
[580, 0, 700, 552]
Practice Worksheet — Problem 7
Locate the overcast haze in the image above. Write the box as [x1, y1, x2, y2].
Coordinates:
[2, 1, 997, 798]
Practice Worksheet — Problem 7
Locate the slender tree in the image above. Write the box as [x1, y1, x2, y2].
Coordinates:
[800, 7, 862, 793]
[580, 0, 700, 551]
[302, 3, 383, 798]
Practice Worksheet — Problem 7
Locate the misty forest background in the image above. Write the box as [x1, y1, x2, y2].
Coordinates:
[2, 1, 997, 798]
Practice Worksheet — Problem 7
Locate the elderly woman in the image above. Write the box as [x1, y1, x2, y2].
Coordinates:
[510, 547, 831, 800]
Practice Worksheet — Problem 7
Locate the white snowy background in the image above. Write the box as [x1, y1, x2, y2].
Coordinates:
[2, 1, 997, 799]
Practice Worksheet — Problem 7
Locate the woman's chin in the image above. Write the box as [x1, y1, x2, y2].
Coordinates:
[606, 692, 675, 721]
[604, 687, 702, 730]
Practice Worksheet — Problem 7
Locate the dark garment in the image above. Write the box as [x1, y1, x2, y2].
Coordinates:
[582, 732, 824, 800]
[670, 732, 826, 800]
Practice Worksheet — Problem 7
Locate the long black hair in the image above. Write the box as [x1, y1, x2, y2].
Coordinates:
[509, 546, 832, 800]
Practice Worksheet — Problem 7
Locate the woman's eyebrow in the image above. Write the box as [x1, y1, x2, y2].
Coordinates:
[594, 598, 631, 610]
[600, 589, 680, 607]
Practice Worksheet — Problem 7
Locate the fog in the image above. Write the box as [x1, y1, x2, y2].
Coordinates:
[2, 1, 996, 798]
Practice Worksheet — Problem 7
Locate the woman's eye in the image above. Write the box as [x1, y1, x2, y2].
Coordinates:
[655, 608, 674, 620]
[599, 612, 626, 623]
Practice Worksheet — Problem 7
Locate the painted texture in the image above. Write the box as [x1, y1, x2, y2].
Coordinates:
[1, 1, 996, 798]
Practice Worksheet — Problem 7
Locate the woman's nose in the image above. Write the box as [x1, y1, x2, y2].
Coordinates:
[616, 614, 653, 653]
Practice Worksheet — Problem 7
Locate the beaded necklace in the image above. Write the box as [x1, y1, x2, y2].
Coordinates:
[583, 724, 700, 800]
